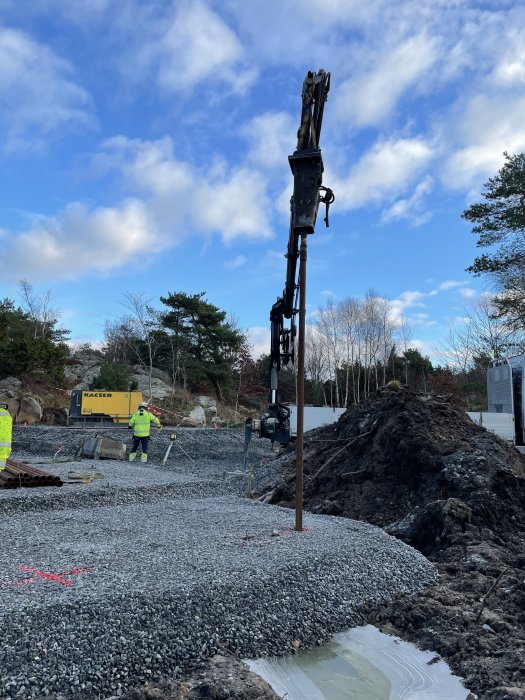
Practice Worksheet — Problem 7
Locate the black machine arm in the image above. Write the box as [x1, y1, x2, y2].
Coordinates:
[245, 69, 334, 456]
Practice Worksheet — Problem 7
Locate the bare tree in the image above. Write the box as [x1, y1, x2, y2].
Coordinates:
[315, 299, 341, 406]
[310, 294, 399, 406]
[376, 296, 397, 387]
[104, 320, 133, 364]
[120, 293, 162, 397]
[466, 294, 525, 359]
[304, 326, 327, 405]
[396, 318, 414, 384]
[19, 280, 62, 340]
[338, 297, 361, 406]
[360, 291, 383, 397]
[437, 295, 525, 374]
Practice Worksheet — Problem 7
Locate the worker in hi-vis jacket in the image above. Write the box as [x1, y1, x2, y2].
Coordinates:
[0, 402, 12, 471]
[128, 402, 161, 463]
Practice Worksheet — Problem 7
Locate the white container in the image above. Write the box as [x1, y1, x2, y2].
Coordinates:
[287, 405, 346, 437]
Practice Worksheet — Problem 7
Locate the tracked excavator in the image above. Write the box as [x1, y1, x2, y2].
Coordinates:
[244, 69, 334, 461]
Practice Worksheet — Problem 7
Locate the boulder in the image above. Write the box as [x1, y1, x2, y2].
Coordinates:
[132, 374, 172, 400]
[132, 365, 173, 386]
[0, 376, 22, 391]
[0, 392, 20, 418]
[194, 395, 218, 424]
[186, 405, 206, 426]
[17, 396, 43, 425]
[195, 395, 217, 411]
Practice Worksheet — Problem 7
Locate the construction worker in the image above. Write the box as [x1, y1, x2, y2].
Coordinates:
[128, 402, 161, 463]
[0, 402, 12, 471]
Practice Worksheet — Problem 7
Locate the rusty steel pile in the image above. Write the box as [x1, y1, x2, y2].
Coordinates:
[0, 458, 63, 489]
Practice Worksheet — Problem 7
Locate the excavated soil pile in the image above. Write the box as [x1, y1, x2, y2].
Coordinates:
[268, 386, 525, 699]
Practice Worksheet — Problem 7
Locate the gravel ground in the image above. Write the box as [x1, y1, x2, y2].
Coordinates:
[0, 427, 437, 699]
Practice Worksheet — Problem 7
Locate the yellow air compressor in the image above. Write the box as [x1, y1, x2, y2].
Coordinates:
[68, 390, 143, 425]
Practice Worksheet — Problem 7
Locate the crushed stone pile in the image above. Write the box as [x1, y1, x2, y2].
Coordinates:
[12, 425, 269, 465]
[0, 424, 436, 700]
[264, 386, 525, 699]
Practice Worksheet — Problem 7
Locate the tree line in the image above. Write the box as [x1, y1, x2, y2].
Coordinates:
[100, 290, 264, 406]
[0, 283, 69, 384]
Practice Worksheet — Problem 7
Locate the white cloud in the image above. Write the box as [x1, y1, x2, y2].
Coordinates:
[98, 135, 274, 243]
[436, 280, 468, 291]
[443, 95, 525, 190]
[224, 255, 247, 269]
[428, 280, 468, 297]
[381, 176, 433, 226]
[3, 199, 157, 282]
[491, 26, 525, 87]
[389, 290, 426, 323]
[134, 1, 256, 94]
[409, 312, 438, 327]
[243, 112, 297, 169]
[246, 326, 270, 359]
[1, 133, 276, 282]
[331, 137, 434, 210]
[459, 287, 477, 299]
[0, 27, 92, 152]
[335, 34, 438, 127]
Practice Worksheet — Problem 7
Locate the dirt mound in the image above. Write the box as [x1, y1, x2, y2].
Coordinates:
[271, 387, 525, 554]
[268, 387, 525, 698]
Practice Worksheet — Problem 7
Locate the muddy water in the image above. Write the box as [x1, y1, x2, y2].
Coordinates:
[248, 625, 471, 700]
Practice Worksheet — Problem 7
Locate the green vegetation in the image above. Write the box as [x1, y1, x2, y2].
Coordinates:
[159, 292, 244, 402]
[0, 298, 69, 384]
[89, 362, 137, 392]
[463, 151, 525, 330]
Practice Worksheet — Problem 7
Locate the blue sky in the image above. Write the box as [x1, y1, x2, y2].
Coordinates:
[1, 0, 524, 359]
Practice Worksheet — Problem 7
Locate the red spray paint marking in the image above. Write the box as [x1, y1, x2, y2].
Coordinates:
[16, 565, 93, 587]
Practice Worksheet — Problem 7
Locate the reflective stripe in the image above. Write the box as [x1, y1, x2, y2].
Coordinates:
[0, 441, 11, 447]
[0, 409, 9, 416]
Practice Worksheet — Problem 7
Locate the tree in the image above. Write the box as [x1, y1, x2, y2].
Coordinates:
[401, 348, 433, 392]
[89, 362, 135, 391]
[462, 152, 525, 329]
[315, 299, 341, 406]
[19, 280, 69, 342]
[160, 292, 243, 401]
[304, 326, 327, 405]
[428, 367, 465, 408]
[337, 297, 361, 406]
[121, 293, 162, 396]
[308, 293, 401, 406]
[436, 296, 525, 373]
[232, 337, 266, 413]
[0, 298, 68, 383]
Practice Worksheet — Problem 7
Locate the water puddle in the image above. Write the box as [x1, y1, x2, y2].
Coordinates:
[247, 624, 470, 699]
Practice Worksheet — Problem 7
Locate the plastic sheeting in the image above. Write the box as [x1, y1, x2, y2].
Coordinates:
[247, 624, 470, 700]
